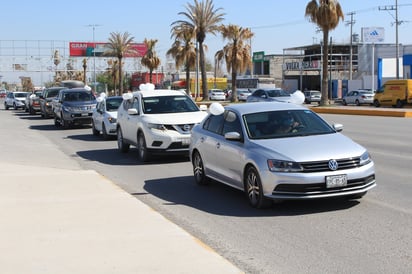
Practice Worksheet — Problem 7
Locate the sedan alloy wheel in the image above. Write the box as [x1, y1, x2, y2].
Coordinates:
[245, 166, 271, 208]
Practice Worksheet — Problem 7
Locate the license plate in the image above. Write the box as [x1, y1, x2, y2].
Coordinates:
[81, 113, 89, 116]
[326, 174, 347, 188]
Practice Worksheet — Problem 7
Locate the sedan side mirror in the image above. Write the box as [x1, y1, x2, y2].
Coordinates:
[127, 108, 139, 115]
[224, 131, 242, 141]
[333, 123, 343, 132]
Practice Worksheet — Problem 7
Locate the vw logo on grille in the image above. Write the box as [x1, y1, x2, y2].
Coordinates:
[328, 159, 338, 171]
[183, 124, 191, 131]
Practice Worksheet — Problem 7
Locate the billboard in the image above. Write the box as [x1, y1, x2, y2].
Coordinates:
[69, 42, 147, 57]
[362, 27, 385, 43]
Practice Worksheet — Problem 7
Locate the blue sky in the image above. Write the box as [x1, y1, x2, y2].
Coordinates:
[1, 0, 412, 62]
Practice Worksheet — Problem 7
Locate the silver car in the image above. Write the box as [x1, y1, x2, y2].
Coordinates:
[246, 88, 291, 103]
[189, 102, 376, 208]
[342, 89, 375, 106]
[237, 88, 252, 101]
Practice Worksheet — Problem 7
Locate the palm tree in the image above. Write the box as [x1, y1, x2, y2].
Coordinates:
[141, 38, 161, 84]
[172, 0, 225, 100]
[215, 24, 253, 102]
[105, 31, 136, 94]
[107, 59, 119, 95]
[305, 0, 344, 106]
[168, 24, 197, 95]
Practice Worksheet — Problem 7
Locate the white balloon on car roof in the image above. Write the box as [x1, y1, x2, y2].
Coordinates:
[290, 90, 305, 104]
[139, 83, 155, 91]
[209, 102, 225, 115]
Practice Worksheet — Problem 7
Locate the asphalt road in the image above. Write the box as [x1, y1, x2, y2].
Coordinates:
[5, 106, 412, 274]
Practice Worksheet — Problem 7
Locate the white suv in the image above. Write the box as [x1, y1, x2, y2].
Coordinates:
[116, 85, 208, 162]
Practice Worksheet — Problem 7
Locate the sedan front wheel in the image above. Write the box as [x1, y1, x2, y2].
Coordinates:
[192, 151, 209, 185]
[245, 166, 271, 208]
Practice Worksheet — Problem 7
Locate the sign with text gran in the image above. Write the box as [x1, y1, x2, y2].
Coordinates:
[69, 42, 147, 57]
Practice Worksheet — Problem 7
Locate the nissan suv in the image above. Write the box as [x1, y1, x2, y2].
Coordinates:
[116, 86, 208, 162]
[53, 88, 96, 128]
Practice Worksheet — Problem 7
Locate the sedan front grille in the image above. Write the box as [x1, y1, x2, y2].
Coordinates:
[300, 157, 361, 172]
[274, 175, 375, 193]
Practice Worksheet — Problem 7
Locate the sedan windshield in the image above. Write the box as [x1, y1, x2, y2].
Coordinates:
[267, 89, 290, 97]
[244, 109, 335, 139]
[142, 95, 199, 114]
[106, 97, 123, 111]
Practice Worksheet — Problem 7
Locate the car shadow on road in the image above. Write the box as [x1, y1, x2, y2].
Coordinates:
[142, 176, 360, 217]
[76, 148, 189, 166]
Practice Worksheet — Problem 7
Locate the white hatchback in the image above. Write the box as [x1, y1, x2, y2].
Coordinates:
[116, 84, 208, 162]
[92, 95, 123, 139]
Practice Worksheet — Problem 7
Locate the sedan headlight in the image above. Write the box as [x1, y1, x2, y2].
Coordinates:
[359, 151, 372, 166]
[147, 123, 166, 130]
[267, 159, 303, 172]
[107, 117, 117, 123]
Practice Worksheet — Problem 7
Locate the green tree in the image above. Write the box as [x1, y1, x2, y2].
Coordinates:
[141, 38, 161, 84]
[105, 31, 136, 94]
[305, 0, 344, 106]
[168, 24, 197, 95]
[215, 24, 253, 102]
[172, 0, 224, 100]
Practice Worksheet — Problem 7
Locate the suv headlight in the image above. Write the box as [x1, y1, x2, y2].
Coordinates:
[267, 159, 303, 172]
[147, 123, 166, 130]
[359, 151, 372, 166]
[62, 105, 73, 112]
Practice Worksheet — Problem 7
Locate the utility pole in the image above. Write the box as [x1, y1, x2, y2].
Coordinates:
[345, 12, 355, 80]
[86, 24, 102, 89]
[379, 0, 400, 79]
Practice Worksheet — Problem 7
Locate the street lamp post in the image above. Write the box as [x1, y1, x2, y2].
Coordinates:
[86, 24, 101, 90]
[82, 58, 87, 85]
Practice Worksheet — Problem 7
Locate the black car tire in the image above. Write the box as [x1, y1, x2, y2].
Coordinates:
[245, 165, 271, 209]
[102, 123, 109, 140]
[137, 132, 150, 162]
[13, 103, 17, 110]
[117, 127, 130, 153]
[355, 99, 360, 106]
[92, 121, 100, 136]
[60, 114, 70, 129]
[373, 99, 380, 107]
[54, 116, 60, 127]
[342, 99, 347, 106]
[5, 102, 9, 110]
[192, 151, 209, 185]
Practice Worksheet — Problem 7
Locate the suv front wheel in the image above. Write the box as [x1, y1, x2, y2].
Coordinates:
[137, 132, 150, 162]
[117, 127, 130, 153]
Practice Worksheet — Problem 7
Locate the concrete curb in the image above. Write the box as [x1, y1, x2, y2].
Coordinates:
[310, 106, 412, 118]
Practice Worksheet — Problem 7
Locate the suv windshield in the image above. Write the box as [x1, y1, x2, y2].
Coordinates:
[142, 95, 199, 114]
[63, 92, 94, 102]
[15, 93, 27, 98]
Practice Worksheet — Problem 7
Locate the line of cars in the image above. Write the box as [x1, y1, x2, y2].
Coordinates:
[89, 84, 377, 208]
[3, 83, 376, 208]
